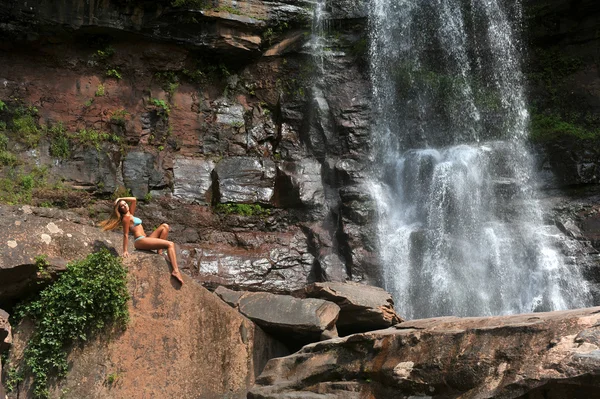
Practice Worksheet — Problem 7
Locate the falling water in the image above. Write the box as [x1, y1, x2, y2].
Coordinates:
[369, 0, 591, 319]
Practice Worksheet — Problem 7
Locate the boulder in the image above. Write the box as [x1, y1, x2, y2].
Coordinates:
[249, 307, 600, 399]
[0, 205, 118, 305]
[304, 282, 402, 335]
[172, 157, 215, 204]
[216, 287, 340, 346]
[6, 252, 288, 399]
[212, 157, 276, 204]
[0, 308, 10, 352]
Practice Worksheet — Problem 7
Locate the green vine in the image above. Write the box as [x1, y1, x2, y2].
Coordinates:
[12, 249, 130, 398]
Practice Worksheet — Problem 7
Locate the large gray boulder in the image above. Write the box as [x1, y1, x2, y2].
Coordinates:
[212, 157, 276, 203]
[215, 287, 340, 345]
[304, 282, 402, 335]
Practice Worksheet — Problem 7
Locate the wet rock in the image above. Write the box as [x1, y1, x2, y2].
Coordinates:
[54, 145, 121, 193]
[122, 151, 166, 198]
[274, 160, 325, 210]
[172, 157, 215, 204]
[180, 229, 315, 293]
[250, 307, 600, 399]
[304, 282, 403, 335]
[212, 157, 277, 204]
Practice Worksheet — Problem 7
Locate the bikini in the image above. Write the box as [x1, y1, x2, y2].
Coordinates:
[131, 216, 145, 241]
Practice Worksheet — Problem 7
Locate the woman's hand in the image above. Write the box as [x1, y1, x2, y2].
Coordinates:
[123, 250, 130, 258]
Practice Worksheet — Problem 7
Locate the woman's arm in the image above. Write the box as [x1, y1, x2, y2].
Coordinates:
[122, 215, 131, 257]
[115, 196, 137, 215]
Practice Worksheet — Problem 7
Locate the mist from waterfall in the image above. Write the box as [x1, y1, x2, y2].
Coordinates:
[368, 0, 591, 319]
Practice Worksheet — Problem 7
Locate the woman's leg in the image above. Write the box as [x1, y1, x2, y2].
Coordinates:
[134, 237, 183, 284]
[149, 223, 170, 254]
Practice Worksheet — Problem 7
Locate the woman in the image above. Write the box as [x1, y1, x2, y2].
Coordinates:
[100, 196, 184, 285]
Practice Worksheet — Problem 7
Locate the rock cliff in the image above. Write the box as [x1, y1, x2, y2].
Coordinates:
[250, 307, 600, 398]
[4, 244, 288, 399]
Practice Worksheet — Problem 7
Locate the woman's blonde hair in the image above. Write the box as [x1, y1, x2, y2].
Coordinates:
[99, 202, 125, 231]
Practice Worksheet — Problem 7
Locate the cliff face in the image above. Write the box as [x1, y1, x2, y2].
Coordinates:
[523, 0, 600, 301]
[0, 205, 288, 398]
[0, 0, 377, 292]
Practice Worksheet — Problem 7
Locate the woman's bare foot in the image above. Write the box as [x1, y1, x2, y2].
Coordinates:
[171, 271, 184, 285]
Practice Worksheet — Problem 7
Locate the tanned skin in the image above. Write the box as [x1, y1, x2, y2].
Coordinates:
[116, 197, 184, 285]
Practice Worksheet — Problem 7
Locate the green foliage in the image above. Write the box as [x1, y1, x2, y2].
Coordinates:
[13, 106, 41, 148]
[95, 46, 115, 61]
[95, 84, 105, 97]
[84, 98, 94, 107]
[0, 99, 6, 111]
[106, 69, 122, 80]
[112, 185, 132, 200]
[5, 366, 24, 392]
[144, 192, 153, 202]
[110, 109, 129, 126]
[0, 132, 17, 166]
[12, 249, 130, 398]
[77, 128, 121, 150]
[0, 166, 48, 205]
[35, 254, 51, 281]
[46, 122, 71, 159]
[150, 98, 170, 116]
[154, 71, 180, 96]
[215, 203, 271, 217]
[529, 113, 600, 142]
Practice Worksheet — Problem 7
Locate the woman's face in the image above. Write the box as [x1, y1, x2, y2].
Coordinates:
[117, 201, 129, 214]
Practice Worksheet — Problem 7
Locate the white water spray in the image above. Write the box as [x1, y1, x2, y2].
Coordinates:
[368, 0, 591, 319]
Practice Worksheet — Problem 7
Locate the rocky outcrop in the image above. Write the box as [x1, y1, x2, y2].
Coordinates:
[215, 286, 340, 346]
[249, 307, 600, 399]
[0, 205, 114, 305]
[304, 282, 403, 335]
[6, 252, 288, 399]
[0, 309, 10, 398]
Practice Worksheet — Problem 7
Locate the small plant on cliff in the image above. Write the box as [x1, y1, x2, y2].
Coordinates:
[0, 99, 6, 111]
[215, 203, 271, 217]
[46, 122, 71, 159]
[12, 106, 41, 147]
[35, 254, 52, 281]
[106, 69, 122, 80]
[95, 84, 105, 97]
[150, 98, 170, 116]
[12, 249, 130, 398]
[94, 46, 115, 61]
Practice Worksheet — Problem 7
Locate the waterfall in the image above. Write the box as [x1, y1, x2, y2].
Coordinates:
[368, 0, 591, 319]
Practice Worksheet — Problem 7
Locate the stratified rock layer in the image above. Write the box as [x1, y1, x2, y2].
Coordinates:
[249, 307, 600, 399]
[7, 252, 288, 399]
